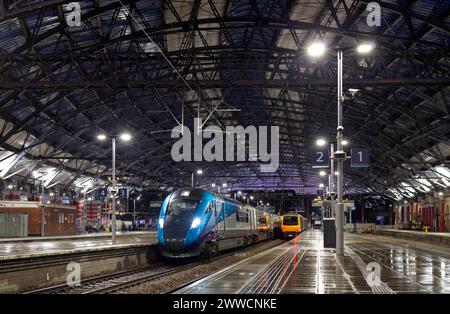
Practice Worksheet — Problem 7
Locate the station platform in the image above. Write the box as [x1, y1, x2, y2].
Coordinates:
[0, 231, 156, 260]
[376, 229, 450, 246]
[175, 229, 450, 294]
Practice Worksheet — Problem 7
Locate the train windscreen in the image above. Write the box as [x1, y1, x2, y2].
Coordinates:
[258, 217, 267, 225]
[283, 216, 299, 225]
[167, 198, 198, 216]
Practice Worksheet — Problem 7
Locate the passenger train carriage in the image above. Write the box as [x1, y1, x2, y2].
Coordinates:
[280, 212, 308, 238]
[157, 188, 280, 258]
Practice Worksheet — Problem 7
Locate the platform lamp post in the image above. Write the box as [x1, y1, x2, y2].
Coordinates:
[97, 132, 132, 245]
[222, 182, 227, 195]
[192, 169, 203, 187]
[133, 194, 141, 224]
[39, 171, 47, 237]
[308, 41, 374, 256]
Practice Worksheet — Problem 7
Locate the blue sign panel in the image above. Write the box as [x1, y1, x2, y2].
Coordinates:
[351, 148, 369, 168]
[310, 149, 329, 168]
[98, 188, 108, 198]
[118, 188, 127, 198]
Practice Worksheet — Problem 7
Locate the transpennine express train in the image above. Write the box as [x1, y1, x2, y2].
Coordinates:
[157, 188, 283, 258]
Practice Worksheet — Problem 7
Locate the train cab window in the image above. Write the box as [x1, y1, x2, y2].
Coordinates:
[207, 202, 215, 213]
[168, 198, 198, 215]
[216, 201, 224, 219]
[283, 216, 299, 225]
[258, 217, 267, 225]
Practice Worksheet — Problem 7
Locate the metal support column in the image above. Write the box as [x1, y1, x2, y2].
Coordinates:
[40, 179, 45, 237]
[335, 49, 345, 256]
[330, 143, 335, 218]
[111, 137, 117, 245]
[133, 198, 136, 223]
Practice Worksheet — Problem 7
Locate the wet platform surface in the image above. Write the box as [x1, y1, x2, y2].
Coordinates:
[176, 229, 450, 294]
[0, 231, 156, 259]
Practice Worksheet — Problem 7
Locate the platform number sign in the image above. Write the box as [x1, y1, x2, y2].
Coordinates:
[98, 188, 107, 198]
[310, 149, 329, 168]
[118, 188, 127, 198]
[351, 148, 369, 168]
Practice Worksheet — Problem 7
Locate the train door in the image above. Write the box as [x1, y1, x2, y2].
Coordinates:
[249, 207, 257, 234]
[215, 199, 225, 238]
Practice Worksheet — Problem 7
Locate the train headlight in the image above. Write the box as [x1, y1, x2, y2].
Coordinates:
[190, 217, 201, 229]
[158, 218, 164, 228]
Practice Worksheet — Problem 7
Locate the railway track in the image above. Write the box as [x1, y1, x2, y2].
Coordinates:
[25, 239, 285, 294]
[25, 263, 194, 294]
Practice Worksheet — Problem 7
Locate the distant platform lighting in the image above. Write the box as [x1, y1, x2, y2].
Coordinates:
[7, 184, 13, 189]
[120, 133, 132, 141]
[250, 196, 254, 200]
[211, 183, 216, 187]
[334, 171, 339, 176]
[316, 138, 327, 147]
[307, 42, 326, 57]
[357, 42, 375, 54]
[222, 183, 227, 187]
[319, 170, 326, 176]
[196, 169, 203, 175]
[97, 134, 107, 141]
[319, 183, 325, 188]
[237, 191, 242, 195]
[341, 140, 349, 146]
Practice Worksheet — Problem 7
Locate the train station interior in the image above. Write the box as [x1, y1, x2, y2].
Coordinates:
[0, 0, 450, 297]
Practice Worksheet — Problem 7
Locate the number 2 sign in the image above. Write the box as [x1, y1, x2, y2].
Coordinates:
[310, 149, 329, 168]
[351, 148, 369, 168]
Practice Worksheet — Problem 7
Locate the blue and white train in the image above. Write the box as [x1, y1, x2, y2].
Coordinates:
[157, 188, 279, 258]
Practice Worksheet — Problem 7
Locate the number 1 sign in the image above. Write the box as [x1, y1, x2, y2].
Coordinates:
[351, 148, 369, 168]
[310, 149, 329, 168]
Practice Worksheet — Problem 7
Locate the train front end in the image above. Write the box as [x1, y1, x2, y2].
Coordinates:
[281, 214, 301, 238]
[157, 188, 214, 258]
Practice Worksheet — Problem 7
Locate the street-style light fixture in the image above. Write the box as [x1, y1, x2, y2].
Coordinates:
[307, 41, 375, 256]
[133, 194, 141, 223]
[120, 133, 132, 141]
[191, 169, 203, 187]
[97, 132, 132, 245]
[307, 42, 326, 57]
[336, 44, 374, 256]
[356, 42, 375, 54]
[316, 138, 327, 147]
